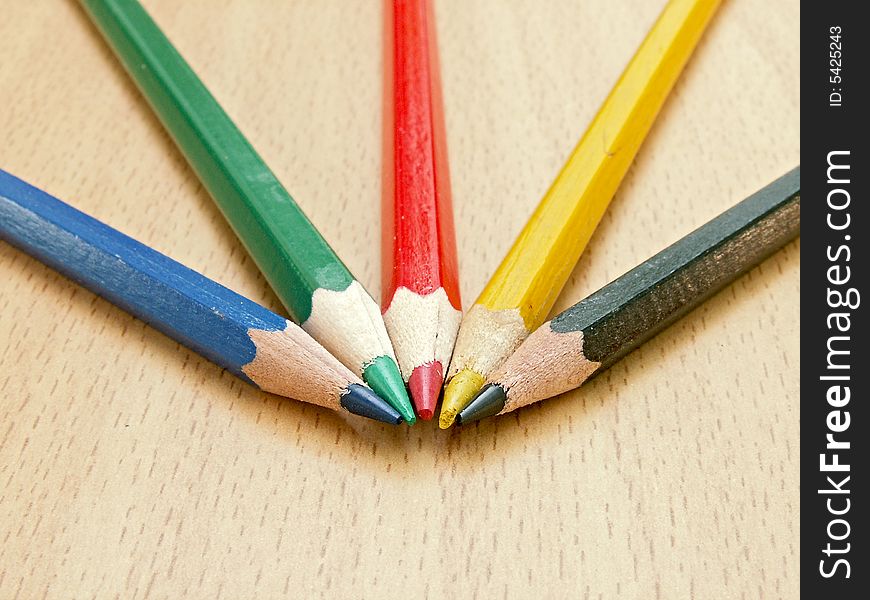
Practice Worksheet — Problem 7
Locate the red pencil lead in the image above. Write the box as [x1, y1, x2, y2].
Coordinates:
[408, 361, 444, 420]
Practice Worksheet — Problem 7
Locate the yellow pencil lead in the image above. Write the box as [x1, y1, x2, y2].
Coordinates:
[438, 369, 486, 428]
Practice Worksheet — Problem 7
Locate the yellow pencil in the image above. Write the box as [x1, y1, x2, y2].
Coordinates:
[440, 0, 722, 428]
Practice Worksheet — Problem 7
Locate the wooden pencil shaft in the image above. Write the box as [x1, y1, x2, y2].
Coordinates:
[381, 0, 463, 419]
[0, 170, 299, 387]
[552, 168, 801, 371]
[476, 0, 722, 328]
[79, 0, 354, 323]
[382, 0, 460, 309]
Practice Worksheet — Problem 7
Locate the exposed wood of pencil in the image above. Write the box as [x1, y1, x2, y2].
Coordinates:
[0, 169, 402, 425]
[462, 168, 800, 420]
[79, 0, 414, 423]
[381, 0, 462, 419]
[440, 0, 723, 427]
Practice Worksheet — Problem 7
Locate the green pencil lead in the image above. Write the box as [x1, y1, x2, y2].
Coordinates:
[362, 356, 416, 425]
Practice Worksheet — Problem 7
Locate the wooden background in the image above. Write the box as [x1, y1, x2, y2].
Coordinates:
[0, 1, 799, 598]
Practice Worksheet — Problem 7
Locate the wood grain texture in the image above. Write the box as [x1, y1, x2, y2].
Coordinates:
[0, 0, 799, 598]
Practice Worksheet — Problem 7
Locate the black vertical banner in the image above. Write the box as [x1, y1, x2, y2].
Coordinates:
[801, 2, 867, 596]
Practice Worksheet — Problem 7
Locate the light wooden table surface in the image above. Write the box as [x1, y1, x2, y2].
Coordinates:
[0, 1, 799, 598]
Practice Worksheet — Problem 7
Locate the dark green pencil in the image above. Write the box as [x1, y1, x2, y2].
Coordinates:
[79, 0, 415, 423]
[459, 167, 801, 424]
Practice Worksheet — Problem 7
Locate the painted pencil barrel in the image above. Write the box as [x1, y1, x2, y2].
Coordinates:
[475, 0, 724, 326]
[460, 168, 800, 421]
[555, 169, 801, 374]
[0, 171, 279, 382]
[0, 170, 402, 424]
[381, 0, 461, 307]
[78, 0, 354, 324]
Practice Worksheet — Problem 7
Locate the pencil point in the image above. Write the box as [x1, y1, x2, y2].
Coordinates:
[408, 361, 443, 421]
[457, 384, 507, 424]
[362, 355, 417, 425]
[341, 384, 403, 425]
[438, 369, 485, 429]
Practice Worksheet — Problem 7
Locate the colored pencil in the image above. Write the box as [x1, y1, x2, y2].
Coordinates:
[440, 0, 723, 428]
[80, 0, 416, 424]
[0, 170, 402, 425]
[458, 168, 801, 424]
[381, 0, 462, 420]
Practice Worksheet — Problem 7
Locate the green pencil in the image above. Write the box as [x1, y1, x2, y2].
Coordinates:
[80, 0, 415, 423]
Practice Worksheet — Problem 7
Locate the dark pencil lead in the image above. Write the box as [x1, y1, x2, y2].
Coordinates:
[456, 384, 507, 425]
[341, 384, 403, 425]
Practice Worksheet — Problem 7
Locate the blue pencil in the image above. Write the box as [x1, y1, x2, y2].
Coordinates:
[0, 170, 402, 425]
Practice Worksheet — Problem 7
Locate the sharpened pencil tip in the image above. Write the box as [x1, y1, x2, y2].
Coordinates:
[408, 361, 443, 421]
[341, 384, 403, 425]
[457, 384, 507, 424]
[438, 369, 486, 429]
[362, 355, 417, 424]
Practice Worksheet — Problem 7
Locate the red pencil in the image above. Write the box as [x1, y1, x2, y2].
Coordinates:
[382, 0, 462, 421]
